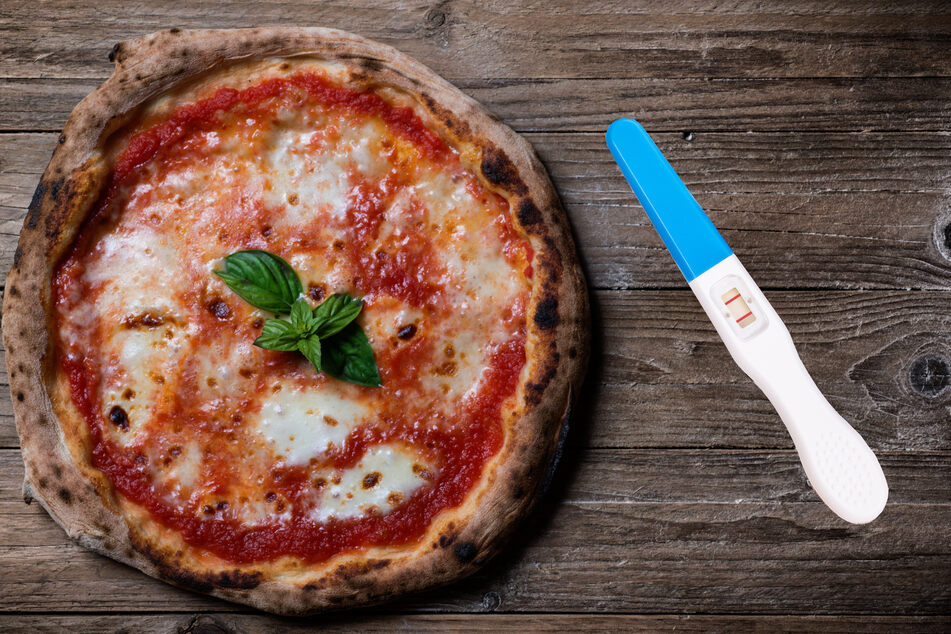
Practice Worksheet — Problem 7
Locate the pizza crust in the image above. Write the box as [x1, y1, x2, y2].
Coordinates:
[3, 27, 588, 614]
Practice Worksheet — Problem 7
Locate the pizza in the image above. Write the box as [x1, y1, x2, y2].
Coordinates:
[3, 28, 587, 614]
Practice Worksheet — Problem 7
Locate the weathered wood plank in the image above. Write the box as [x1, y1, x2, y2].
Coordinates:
[3, 132, 951, 291]
[0, 613, 948, 633]
[4, 77, 951, 133]
[587, 289, 951, 451]
[2, 288, 949, 450]
[1, 448, 949, 614]
[2, 1, 950, 80]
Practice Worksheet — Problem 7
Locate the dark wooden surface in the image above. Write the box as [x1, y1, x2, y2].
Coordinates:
[1, 1, 950, 631]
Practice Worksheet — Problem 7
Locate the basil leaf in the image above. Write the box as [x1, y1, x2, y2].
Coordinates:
[214, 250, 302, 314]
[312, 293, 363, 338]
[322, 323, 382, 387]
[290, 298, 316, 335]
[297, 335, 322, 372]
[253, 318, 299, 351]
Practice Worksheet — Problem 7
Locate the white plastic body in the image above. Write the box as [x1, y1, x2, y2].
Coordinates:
[689, 255, 888, 524]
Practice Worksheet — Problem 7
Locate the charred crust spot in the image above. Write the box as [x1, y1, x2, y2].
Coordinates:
[207, 299, 232, 320]
[524, 355, 559, 406]
[280, 62, 291, 70]
[53, 464, 62, 478]
[308, 283, 326, 302]
[568, 346, 578, 359]
[108, 405, 129, 431]
[123, 312, 164, 328]
[387, 491, 404, 505]
[38, 478, 49, 489]
[514, 485, 525, 499]
[169, 27, 181, 34]
[420, 93, 472, 138]
[217, 570, 264, 591]
[434, 360, 457, 376]
[108, 43, 120, 62]
[517, 199, 543, 226]
[480, 147, 527, 195]
[15, 392, 23, 402]
[26, 182, 47, 229]
[439, 534, 454, 548]
[362, 472, 381, 489]
[7, 285, 17, 296]
[412, 463, 433, 480]
[49, 178, 63, 199]
[533, 297, 559, 330]
[397, 324, 417, 340]
[57, 488, 72, 504]
[131, 536, 264, 593]
[342, 54, 385, 72]
[13, 247, 21, 267]
[454, 542, 478, 562]
[58, 135, 66, 144]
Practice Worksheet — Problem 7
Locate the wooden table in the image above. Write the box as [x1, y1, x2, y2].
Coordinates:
[2, 1, 950, 631]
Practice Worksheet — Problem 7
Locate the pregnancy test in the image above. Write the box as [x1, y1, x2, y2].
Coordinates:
[605, 118, 888, 524]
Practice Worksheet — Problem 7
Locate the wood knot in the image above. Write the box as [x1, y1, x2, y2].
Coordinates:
[933, 212, 951, 261]
[482, 591, 502, 611]
[909, 354, 950, 397]
[424, 8, 447, 28]
[181, 615, 232, 634]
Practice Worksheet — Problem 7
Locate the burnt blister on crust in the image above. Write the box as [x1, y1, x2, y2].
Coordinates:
[453, 542, 478, 563]
[133, 536, 262, 592]
[516, 199, 543, 226]
[533, 297, 559, 330]
[25, 181, 47, 229]
[480, 147, 528, 195]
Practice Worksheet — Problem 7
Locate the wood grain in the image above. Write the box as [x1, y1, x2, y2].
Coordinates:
[1, 614, 949, 634]
[3, 1, 951, 80]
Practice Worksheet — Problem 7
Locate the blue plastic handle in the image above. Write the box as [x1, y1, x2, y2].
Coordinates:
[605, 118, 732, 282]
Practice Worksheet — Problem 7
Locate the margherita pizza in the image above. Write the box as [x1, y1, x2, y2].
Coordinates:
[3, 28, 587, 613]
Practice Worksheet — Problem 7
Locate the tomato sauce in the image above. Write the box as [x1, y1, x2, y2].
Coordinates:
[51, 70, 529, 564]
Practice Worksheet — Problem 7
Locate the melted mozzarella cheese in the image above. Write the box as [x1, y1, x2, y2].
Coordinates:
[311, 443, 431, 521]
[255, 387, 370, 465]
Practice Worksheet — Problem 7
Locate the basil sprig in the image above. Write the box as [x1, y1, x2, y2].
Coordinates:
[214, 250, 382, 387]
